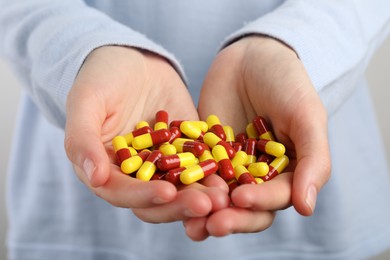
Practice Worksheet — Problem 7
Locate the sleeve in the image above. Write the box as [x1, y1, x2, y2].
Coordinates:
[0, 0, 185, 128]
[221, 0, 390, 115]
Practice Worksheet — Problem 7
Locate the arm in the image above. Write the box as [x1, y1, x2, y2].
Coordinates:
[192, 0, 390, 239]
[0, 0, 229, 224]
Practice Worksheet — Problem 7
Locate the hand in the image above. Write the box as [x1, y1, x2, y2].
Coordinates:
[186, 36, 331, 240]
[64, 46, 229, 223]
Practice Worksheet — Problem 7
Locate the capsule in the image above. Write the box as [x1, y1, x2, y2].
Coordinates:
[246, 123, 258, 139]
[172, 138, 206, 156]
[121, 150, 151, 174]
[123, 126, 153, 145]
[255, 178, 265, 184]
[256, 139, 285, 158]
[157, 152, 196, 171]
[136, 120, 150, 129]
[257, 153, 274, 164]
[227, 179, 239, 195]
[206, 114, 226, 140]
[252, 116, 275, 141]
[234, 165, 257, 185]
[232, 142, 243, 152]
[180, 121, 205, 140]
[165, 167, 187, 186]
[158, 143, 177, 155]
[136, 150, 163, 181]
[247, 162, 269, 177]
[169, 120, 184, 128]
[235, 133, 247, 145]
[231, 151, 248, 168]
[154, 110, 169, 131]
[150, 171, 166, 181]
[132, 129, 171, 150]
[203, 132, 236, 159]
[212, 145, 235, 181]
[168, 126, 181, 143]
[223, 125, 235, 145]
[198, 149, 214, 162]
[244, 138, 258, 165]
[112, 136, 132, 164]
[261, 155, 289, 181]
[180, 159, 218, 185]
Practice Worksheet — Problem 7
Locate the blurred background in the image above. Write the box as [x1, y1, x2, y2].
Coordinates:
[1, 37, 390, 259]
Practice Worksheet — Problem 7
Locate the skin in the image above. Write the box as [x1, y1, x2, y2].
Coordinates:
[64, 36, 331, 240]
[64, 46, 229, 224]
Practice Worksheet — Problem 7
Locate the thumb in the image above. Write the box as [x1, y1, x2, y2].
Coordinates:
[290, 107, 331, 216]
[64, 86, 110, 188]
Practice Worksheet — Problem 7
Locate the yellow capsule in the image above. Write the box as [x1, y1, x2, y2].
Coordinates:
[203, 132, 221, 148]
[257, 139, 286, 158]
[246, 123, 258, 139]
[136, 150, 162, 181]
[172, 138, 195, 153]
[248, 162, 269, 177]
[120, 150, 151, 174]
[136, 121, 149, 129]
[234, 165, 257, 184]
[112, 136, 127, 152]
[255, 178, 265, 184]
[223, 125, 235, 144]
[180, 121, 204, 140]
[180, 159, 218, 185]
[262, 155, 289, 181]
[206, 114, 222, 128]
[199, 149, 213, 162]
[231, 151, 248, 168]
[212, 145, 229, 162]
[158, 143, 177, 155]
[190, 121, 208, 133]
[128, 146, 138, 156]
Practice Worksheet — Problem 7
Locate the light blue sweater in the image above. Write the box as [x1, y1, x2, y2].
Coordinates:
[1, 1, 390, 259]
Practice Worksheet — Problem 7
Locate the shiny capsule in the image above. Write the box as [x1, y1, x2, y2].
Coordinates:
[223, 125, 235, 145]
[157, 152, 196, 171]
[158, 143, 177, 156]
[198, 149, 214, 162]
[203, 132, 236, 159]
[252, 116, 275, 141]
[256, 139, 285, 158]
[180, 121, 205, 140]
[123, 126, 153, 145]
[136, 120, 150, 129]
[261, 155, 289, 181]
[212, 145, 235, 181]
[246, 122, 258, 139]
[136, 150, 163, 181]
[244, 138, 258, 165]
[120, 150, 151, 174]
[235, 133, 247, 145]
[154, 110, 169, 130]
[132, 129, 171, 150]
[112, 136, 133, 164]
[206, 114, 226, 140]
[180, 159, 218, 185]
[257, 153, 274, 164]
[234, 165, 257, 185]
[165, 166, 187, 186]
[172, 138, 206, 156]
[247, 162, 269, 177]
[231, 151, 248, 168]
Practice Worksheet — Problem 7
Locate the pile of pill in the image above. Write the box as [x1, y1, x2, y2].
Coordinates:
[112, 110, 289, 193]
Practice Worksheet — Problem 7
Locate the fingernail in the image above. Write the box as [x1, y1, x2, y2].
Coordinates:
[305, 185, 317, 214]
[83, 158, 96, 181]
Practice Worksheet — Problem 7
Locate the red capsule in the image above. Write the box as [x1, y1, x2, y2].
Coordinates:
[180, 159, 218, 185]
[234, 165, 257, 185]
[261, 155, 289, 181]
[136, 150, 163, 181]
[154, 110, 169, 130]
[252, 116, 275, 141]
[132, 129, 171, 150]
[150, 171, 166, 181]
[168, 126, 181, 143]
[244, 138, 257, 165]
[123, 126, 153, 145]
[235, 133, 247, 145]
[206, 115, 226, 141]
[257, 153, 274, 164]
[157, 152, 196, 171]
[169, 120, 184, 129]
[165, 167, 187, 186]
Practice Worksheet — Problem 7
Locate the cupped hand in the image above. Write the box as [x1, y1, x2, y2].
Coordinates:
[64, 46, 229, 223]
[187, 36, 331, 239]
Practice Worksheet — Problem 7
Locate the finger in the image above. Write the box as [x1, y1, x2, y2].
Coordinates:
[132, 188, 212, 223]
[183, 217, 209, 241]
[198, 174, 230, 194]
[231, 172, 293, 211]
[89, 166, 177, 208]
[205, 207, 275, 237]
[65, 84, 110, 188]
[290, 106, 331, 216]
